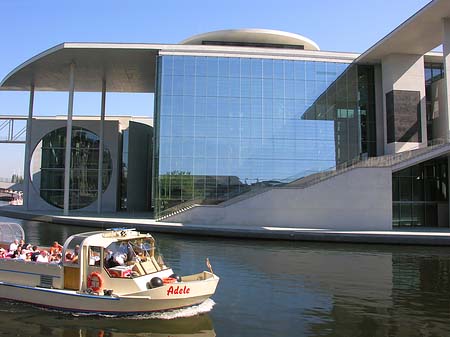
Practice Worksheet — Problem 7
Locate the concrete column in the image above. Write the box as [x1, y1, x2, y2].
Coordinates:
[97, 79, 106, 214]
[63, 63, 75, 215]
[23, 85, 34, 210]
[381, 54, 427, 154]
[442, 18, 450, 140]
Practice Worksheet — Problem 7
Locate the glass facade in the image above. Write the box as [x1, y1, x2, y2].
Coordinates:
[31, 127, 112, 210]
[120, 129, 129, 210]
[358, 65, 377, 157]
[154, 55, 370, 215]
[425, 62, 445, 143]
[392, 158, 448, 227]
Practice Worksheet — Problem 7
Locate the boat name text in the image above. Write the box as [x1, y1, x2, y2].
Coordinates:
[167, 285, 190, 296]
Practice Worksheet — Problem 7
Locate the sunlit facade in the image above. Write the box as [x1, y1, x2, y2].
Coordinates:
[153, 56, 377, 214]
[3, 0, 450, 230]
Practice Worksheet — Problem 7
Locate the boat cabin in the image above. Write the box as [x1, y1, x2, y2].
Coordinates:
[62, 229, 170, 293]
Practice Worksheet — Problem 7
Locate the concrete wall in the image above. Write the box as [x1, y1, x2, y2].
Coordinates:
[165, 167, 393, 230]
[27, 119, 120, 212]
[381, 54, 427, 154]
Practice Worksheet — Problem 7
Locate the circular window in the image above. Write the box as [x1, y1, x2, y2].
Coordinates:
[30, 127, 113, 210]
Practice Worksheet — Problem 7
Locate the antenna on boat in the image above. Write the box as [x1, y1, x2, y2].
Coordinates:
[206, 257, 213, 274]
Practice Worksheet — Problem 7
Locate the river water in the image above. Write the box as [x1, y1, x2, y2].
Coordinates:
[1, 215, 450, 337]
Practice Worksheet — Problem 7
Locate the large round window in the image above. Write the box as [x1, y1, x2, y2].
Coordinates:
[30, 127, 112, 210]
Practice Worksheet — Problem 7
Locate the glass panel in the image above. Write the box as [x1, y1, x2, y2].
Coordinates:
[155, 55, 362, 215]
[31, 127, 112, 210]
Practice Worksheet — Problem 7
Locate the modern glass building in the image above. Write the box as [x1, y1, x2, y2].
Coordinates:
[153, 55, 374, 214]
[2, 0, 450, 230]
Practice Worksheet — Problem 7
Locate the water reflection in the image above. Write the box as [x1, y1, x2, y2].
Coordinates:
[2, 215, 450, 336]
[0, 301, 215, 337]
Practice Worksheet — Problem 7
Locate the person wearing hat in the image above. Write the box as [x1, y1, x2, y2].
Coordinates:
[36, 250, 49, 263]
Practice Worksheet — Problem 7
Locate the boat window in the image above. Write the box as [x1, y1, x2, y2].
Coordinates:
[63, 236, 84, 266]
[89, 246, 102, 266]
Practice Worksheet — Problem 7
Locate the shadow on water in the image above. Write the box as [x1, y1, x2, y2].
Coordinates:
[2, 215, 450, 336]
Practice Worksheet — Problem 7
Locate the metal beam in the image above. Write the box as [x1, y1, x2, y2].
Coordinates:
[23, 85, 34, 209]
[63, 63, 75, 215]
[97, 78, 106, 214]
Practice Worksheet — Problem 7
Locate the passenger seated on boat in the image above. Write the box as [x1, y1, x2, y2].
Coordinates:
[11, 246, 22, 259]
[49, 241, 63, 255]
[50, 252, 62, 263]
[112, 252, 127, 266]
[0, 248, 6, 258]
[9, 239, 18, 253]
[104, 249, 116, 268]
[65, 245, 79, 263]
[22, 244, 32, 253]
[17, 248, 29, 261]
[30, 246, 40, 262]
[36, 250, 49, 263]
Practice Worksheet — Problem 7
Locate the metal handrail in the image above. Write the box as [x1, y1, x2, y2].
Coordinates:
[284, 137, 450, 189]
[156, 198, 204, 221]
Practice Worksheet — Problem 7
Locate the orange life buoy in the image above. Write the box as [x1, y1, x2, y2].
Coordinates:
[87, 272, 103, 292]
[163, 277, 176, 284]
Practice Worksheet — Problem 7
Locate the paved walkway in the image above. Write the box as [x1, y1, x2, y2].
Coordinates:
[2, 205, 450, 245]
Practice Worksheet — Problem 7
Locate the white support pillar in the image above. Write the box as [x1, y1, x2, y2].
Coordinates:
[63, 63, 75, 215]
[442, 18, 450, 140]
[381, 53, 427, 154]
[23, 84, 34, 210]
[97, 79, 106, 214]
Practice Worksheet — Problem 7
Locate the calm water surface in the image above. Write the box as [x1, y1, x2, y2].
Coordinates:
[1, 215, 450, 337]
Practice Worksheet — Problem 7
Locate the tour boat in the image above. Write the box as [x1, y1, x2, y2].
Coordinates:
[0, 224, 219, 315]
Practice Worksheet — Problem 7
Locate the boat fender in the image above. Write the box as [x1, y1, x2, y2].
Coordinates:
[87, 272, 104, 293]
[149, 277, 163, 288]
[163, 277, 177, 284]
[169, 274, 182, 282]
[103, 289, 114, 296]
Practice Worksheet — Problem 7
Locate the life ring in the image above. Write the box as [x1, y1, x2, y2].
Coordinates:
[163, 277, 176, 284]
[87, 272, 103, 292]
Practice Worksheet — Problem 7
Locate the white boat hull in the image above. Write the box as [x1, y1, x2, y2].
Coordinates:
[0, 277, 218, 314]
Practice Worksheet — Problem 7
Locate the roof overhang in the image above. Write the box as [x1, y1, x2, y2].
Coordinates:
[180, 29, 320, 51]
[356, 0, 450, 64]
[0, 43, 163, 92]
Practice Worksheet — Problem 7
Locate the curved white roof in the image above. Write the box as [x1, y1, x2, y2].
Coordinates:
[180, 29, 320, 51]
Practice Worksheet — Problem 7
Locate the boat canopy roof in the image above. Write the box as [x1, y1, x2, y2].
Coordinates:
[0, 223, 25, 244]
[63, 228, 154, 251]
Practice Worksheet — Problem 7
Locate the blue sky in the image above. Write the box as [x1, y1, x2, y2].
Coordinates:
[0, 0, 433, 178]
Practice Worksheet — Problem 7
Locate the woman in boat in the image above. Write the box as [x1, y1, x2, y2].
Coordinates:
[65, 245, 80, 263]
[49, 241, 63, 255]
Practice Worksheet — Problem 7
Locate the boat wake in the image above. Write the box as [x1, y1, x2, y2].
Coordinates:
[70, 298, 216, 319]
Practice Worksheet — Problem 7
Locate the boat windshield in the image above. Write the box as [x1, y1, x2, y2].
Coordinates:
[104, 237, 165, 268]
[0, 223, 24, 244]
[63, 235, 85, 266]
